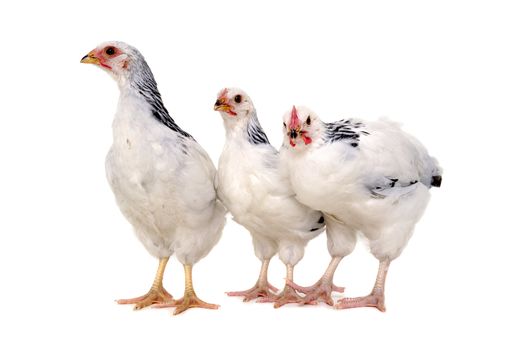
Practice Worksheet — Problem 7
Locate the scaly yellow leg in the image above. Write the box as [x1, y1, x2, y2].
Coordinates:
[154, 264, 219, 315]
[117, 257, 173, 310]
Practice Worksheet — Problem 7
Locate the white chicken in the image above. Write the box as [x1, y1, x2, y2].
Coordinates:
[281, 106, 442, 311]
[214, 88, 326, 307]
[81, 41, 226, 315]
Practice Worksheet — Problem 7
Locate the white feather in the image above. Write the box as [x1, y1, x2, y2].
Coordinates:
[101, 42, 225, 265]
[216, 89, 324, 267]
[282, 107, 441, 261]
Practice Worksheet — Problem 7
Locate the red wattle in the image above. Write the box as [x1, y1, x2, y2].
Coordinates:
[290, 139, 296, 147]
[302, 135, 312, 145]
[100, 62, 112, 70]
[94, 52, 112, 70]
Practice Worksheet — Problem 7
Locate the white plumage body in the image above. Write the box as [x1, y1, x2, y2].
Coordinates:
[217, 115, 323, 266]
[82, 41, 225, 313]
[283, 116, 440, 261]
[106, 88, 225, 264]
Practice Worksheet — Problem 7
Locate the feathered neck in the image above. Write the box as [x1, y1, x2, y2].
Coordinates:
[223, 110, 270, 146]
[119, 57, 192, 139]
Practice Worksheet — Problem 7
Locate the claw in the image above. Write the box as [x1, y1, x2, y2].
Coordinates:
[335, 260, 390, 312]
[286, 279, 344, 306]
[153, 292, 219, 315]
[226, 282, 279, 302]
[116, 286, 173, 310]
[257, 285, 305, 308]
[152, 264, 219, 315]
[335, 292, 386, 312]
[287, 279, 345, 294]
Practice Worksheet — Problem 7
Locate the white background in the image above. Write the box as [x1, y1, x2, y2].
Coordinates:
[1, 0, 526, 349]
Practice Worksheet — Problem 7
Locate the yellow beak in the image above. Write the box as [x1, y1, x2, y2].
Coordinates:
[80, 52, 99, 65]
[214, 104, 232, 112]
[214, 98, 231, 112]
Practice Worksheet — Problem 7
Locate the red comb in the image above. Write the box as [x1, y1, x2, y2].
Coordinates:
[219, 88, 228, 99]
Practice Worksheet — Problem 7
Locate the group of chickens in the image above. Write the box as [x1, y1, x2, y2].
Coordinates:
[81, 41, 442, 315]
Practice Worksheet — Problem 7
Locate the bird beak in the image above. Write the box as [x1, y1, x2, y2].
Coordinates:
[214, 98, 229, 111]
[80, 51, 100, 65]
[214, 98, 237, 116]
[287, 106, 311, 147]
[289, 134, 297, 147]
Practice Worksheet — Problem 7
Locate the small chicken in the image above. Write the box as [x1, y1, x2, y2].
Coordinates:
[81, 41, 225, 315]
[281, 106, 442, 311]
[214, 88, 326, 307]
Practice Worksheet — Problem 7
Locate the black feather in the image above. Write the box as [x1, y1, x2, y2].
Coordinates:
[431, 175, 442, 187]
[247, 114, 270, 145]
[131, 58, 193, 140]
[324, 119, 369, 147]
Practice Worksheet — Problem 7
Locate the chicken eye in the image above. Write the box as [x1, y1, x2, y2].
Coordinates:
[105, 47, 115, 55]
[306, 116, 311, 125]
[234, 95, 242, 103]
[283, 122, 286, 128]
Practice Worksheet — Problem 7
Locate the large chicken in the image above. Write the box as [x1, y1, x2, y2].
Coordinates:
[281, 106, 442, 311]
[214, 88, 327, 307]
[81, 41, 225, 315]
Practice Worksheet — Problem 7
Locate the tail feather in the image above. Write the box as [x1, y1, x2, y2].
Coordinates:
[431, 175, 442, 188]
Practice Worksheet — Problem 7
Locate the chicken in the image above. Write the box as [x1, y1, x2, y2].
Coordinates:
[214, 88, 326, 307]
[281, 106, 442, 311]
[81, 41, 226, 315]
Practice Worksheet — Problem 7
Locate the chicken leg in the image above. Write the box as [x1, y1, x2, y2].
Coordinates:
[258, 264, 305, 308]
[154, 264, 219, 315]
[116, 257, 173, 310]
[336, 260, 390, 312]
[288, 257, 345, 306]
[227, 259, 279, 301]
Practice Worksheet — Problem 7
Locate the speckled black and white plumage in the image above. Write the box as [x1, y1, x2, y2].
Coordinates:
[124, 48, 193, 140]
[324, 119, 369, 148]
[323, 117, 440, 190]
[247, 113, 270, 145]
